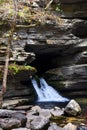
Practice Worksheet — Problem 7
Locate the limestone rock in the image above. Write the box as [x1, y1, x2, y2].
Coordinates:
[64, 100, 81, 116]
[50, 109, 64, 117]
[63, 123, 77, 130]
[12, 112, 27, 127]
[39, 109, 51, 119]
[30, 116, 50, 130]
[0, 109, 16, 118]
[31, 105, 41, 112]
[0, 118, 21, 130]
[48, 123, 62, 130]
[0, 109, 27, 129]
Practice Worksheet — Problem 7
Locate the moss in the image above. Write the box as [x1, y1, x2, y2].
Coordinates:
[50, 115, 85, 127]
[8, 64, 37, 75]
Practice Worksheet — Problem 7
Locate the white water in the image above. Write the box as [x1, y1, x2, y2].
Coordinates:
[31, 78, 69, 102]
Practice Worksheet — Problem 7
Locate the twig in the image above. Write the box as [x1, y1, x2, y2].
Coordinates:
[45, 0, 53, 10]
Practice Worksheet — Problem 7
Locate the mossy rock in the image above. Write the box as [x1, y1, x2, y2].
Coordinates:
[8, 64, 37, 75]
[50, 115, 85, 127]
[8, 64, 37, 80]
[0, 64, 37, 80]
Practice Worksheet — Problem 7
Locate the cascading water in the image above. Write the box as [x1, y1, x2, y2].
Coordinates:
[31, 78, 69, 102]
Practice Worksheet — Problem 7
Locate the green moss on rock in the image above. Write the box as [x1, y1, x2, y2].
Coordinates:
[8, 64, 37, 75]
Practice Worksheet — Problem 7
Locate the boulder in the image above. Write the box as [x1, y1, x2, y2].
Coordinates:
[0, 109, 16, 118]
[39, 109, 51, 119]
[30, 116, 50, 130]
[50, 109, 64, 117]
[63, 123, 77, 130]
[0, 118, 21, 130]
[0, 109, 27, 129]
[31, 105, 41, 112]
[64, 100, 81, 116]
[48, 123, 62, 130]
[12, 112, 27, 127]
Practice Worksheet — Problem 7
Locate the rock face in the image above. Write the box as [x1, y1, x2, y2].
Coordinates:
[24, 19, 87, 98]
[0, 0, 87, 101]
[59, 0, 87, 18]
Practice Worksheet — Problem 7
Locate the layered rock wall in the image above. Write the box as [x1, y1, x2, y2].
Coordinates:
[0, 0, 87, 100]
[60, 0, 87, 18]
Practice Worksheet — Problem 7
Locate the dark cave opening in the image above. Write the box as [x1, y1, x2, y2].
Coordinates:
[29, 54, 59, 75]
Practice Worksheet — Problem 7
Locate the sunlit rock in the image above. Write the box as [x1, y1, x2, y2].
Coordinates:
[64, 99, 81, 116]
[63, 123, 77, 130]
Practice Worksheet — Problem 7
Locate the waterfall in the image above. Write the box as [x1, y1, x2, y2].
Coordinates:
[31, 78, 69, 102]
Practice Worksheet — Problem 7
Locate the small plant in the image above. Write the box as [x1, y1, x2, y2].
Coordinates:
[8, 65, 19, 75]
[55, 3, 61, 12]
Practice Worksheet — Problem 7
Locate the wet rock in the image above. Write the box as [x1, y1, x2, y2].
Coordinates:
[48, 123, 62, 130]
[77, 125, 87, 130]
[63, 123, 77, 130]
[64, 100, 81, 116]
[0, 118, 21, 130]
[30, 116, 50, 130]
